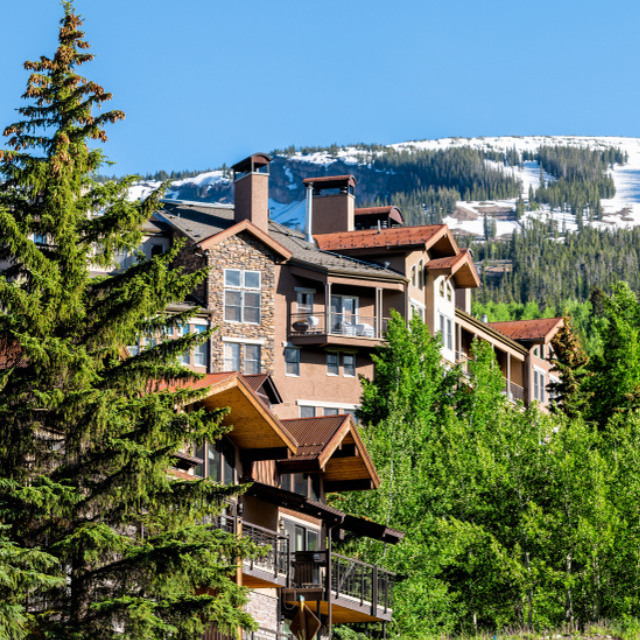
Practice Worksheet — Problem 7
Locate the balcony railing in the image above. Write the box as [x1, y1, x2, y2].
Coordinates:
[242, 628, 292, 640]
[291, 551, 394, 615]
[509, 382, 525, 402]
[242, 521, 290, 579]
[290, 313, 388, 340]
[332, 553, 393, 612]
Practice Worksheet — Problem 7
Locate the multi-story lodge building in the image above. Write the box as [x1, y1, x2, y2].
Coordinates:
[102, 151, 564, 640]
[138, 152, 562, 417]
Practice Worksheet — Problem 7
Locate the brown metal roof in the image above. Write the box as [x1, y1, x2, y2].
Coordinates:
[280, 415, 351, 461]
[314, 224, 446, 252]
[279, 415, 380, 489]
[488, 317, 564, 342]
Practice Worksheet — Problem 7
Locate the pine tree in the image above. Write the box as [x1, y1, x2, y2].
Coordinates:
[0, 4, 256, 638]
[548, 314, 592, 418]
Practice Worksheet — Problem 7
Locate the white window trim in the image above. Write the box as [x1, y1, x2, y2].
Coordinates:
[410, 297, 426, 311]
[189, 317, 210, 327]
[222, 336, 265, 345]
[295, 399, 359, 410]
[280, 514, 321, 532]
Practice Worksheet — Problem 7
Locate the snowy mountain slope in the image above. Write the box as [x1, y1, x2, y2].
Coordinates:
[128, 136, 640, 237]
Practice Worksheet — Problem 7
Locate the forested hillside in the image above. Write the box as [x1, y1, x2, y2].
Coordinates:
[129, 136, 640, 309]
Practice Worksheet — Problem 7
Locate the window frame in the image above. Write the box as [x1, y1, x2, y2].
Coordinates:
[285, 347, 300, 377]
[224, 268, 262, 325]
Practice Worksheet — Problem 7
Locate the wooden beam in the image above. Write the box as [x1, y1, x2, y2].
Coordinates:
[241, 447, 290, 462]
[324, 479, 374, 492]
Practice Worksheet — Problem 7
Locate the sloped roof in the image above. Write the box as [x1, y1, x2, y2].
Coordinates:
[279, 414, 380, 489]
[488, 317, 564, 343]
[314, 224, 447, 252]
[268, 221, 405, 280]
[156, 200, 235, 242]
[426, 248, 480, 288]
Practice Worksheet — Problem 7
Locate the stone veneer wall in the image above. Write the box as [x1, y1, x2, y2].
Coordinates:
[206, 231, 276, 374]
[245, 589, 279, 631]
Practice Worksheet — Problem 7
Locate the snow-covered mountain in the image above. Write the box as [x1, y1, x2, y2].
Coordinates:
[129, 136, 640, 237]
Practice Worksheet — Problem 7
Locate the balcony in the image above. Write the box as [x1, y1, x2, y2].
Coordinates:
[284, 550, 394, 623]
[509, 381, 525, 403]
[209, 515, 290, 588]
[242, 521, 290, 588]
[289, 313, 389, 348]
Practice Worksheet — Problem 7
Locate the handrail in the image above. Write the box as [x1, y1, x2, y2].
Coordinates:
[289, 312, 389, 340]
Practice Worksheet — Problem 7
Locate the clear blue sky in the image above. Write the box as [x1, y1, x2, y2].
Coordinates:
[1, 0, 639, 176]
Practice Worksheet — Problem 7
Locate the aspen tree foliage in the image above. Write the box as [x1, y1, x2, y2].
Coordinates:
[0, 4, 256, 639]
[335, 311, 640, 637]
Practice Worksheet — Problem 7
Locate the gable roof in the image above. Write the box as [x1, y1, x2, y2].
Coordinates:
[314, 224, 448, 252]
[279, 414, 380, 490]
[488, 317, 564, 343]
[155, 201, 291, 260]
[163, 371, 297, 455]
[426, 248, 480, 288]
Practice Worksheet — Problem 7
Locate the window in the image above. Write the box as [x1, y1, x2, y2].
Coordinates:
[282, 519, 321, 553]
[224, 269, 261, 324]
[149, 243, 165, 258]
[323, 408, 339, 416]
[33, 232, 47, 245]
[285, 347, 300, 376]
[447, 281, 453, 301]
[410, 300, 425, 321]
[193, 325, 208, 367]
[179, 324, 190, 365]
[446, 318, 453, 351]
[224, 342, 262, 374]
[296, 291, 314, 314]
[533, 370, 546, 403]
[245, 344, 261, 375]
[343, 354, 356, 377]
[439, 313, 445, 337]
[300, 405, 316, 418]
[439, 279, 446, 298]
[224, 343, 240, 371]
[330, 295, 358, 334]
[282, 473, 321, 501]
[327, 353, 339, 376]
[193, 439, 235, 484]
[417, 260, 424, 290]
[326, 352, 356, 377]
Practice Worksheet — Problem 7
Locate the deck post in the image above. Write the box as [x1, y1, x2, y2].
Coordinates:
[372, 565, 378, 618]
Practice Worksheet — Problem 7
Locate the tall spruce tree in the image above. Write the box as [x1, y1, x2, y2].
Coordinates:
[0, 4, 256, 639]
[548, 313, 592, 418]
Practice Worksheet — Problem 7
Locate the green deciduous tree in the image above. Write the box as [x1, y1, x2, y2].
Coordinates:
[0, 4, 256, 638]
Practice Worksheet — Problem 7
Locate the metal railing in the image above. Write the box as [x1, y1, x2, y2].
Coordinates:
[289, 313, 388, 339]
[242, 521, 290, 579]
[509, 382, 525, 402]
[291, 551, 394, 614]
[242, 628, 293, 640]
[331, 553, 393, 612]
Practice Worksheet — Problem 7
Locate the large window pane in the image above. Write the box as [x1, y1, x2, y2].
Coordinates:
[244, 344, 261, 374]
[294, 473, 308, 496]
[343, 354, 355, 377]
[244, 271, 261, 290]
[243, 291, 261, 324]
[300, 406, 315, 418]
[327, 353, 339, 376]
[194, 325, 207, 367]
[224, 291, 242, 322]
[224, 269, 241, 287]
[285, 347, 300, 376]
[207, 444, 219, 481]
[224, 343, 240, 371]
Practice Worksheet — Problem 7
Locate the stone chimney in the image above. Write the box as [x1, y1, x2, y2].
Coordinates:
[303, 175, 357, 237]
[232, 153, 271, 232]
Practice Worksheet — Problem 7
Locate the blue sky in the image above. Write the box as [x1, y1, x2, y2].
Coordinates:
[1, 0, 639, 176]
